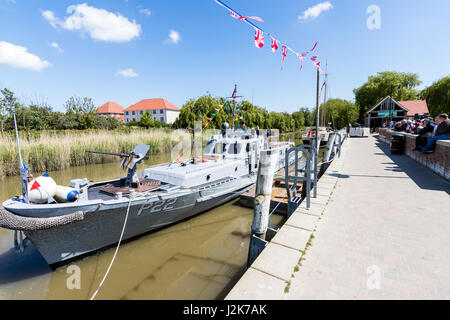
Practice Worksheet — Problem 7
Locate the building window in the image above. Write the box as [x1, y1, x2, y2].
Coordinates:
[160, 117, 164, 122]
[153, 110, 156, 114]
[132, 118, 136, 122]
[125, 111, 129, 115]
[160, 110, 164, 114]
[132, 111, 135, 115]
[140, 111, 143, 115]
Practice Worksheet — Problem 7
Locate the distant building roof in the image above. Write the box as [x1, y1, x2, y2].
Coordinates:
[95, 101, 124, 114]
[397, 100, 429, 117]
[125, 98, 180, 112]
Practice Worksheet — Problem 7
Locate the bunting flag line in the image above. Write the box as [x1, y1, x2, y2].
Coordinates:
[271, 38, 279, 53]
[214, 0, 322, 73]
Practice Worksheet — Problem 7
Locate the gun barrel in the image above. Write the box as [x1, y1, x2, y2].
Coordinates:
[85, 150, 134, 158]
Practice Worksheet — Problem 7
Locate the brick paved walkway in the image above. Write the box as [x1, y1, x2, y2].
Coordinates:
[284, 136, 450, 299]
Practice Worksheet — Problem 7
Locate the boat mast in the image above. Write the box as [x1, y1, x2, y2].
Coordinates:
[227, 84, 243, 130]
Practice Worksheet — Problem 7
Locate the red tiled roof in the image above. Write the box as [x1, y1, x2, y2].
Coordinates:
[95, 101, 125, 115]
[398, 100, 429, 117]
[125, 98, 180, 112]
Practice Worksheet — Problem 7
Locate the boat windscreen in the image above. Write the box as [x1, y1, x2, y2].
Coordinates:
[204, 140, 215, 154]
[227, 142, 242, 154]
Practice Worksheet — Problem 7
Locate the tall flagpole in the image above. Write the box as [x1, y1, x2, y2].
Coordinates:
[13, 111, 29, 203]
[323, 61, 328, 127]
[315, 68, 320, 152]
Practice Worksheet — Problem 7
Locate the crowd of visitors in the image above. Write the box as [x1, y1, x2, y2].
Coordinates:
[382, 114, 450, 153]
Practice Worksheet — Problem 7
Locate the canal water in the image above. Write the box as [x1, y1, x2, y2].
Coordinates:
[0, 136, 306, 300]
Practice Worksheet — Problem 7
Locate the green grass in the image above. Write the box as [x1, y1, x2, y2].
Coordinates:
[0, 129, 187, 178]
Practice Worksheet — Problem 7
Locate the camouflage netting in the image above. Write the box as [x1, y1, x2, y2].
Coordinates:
[0, 207, 85, 231]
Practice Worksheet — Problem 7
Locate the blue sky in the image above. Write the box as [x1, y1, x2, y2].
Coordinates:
[0, 0, 449, 113]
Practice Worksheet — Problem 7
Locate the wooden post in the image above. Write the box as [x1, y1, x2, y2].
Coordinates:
[251, 149, 279, 239]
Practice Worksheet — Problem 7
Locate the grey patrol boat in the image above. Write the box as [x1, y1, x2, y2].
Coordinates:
[1, 124, 294, 266]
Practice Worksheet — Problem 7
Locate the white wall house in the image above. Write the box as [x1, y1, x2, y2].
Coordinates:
[124, 98, 181, 124]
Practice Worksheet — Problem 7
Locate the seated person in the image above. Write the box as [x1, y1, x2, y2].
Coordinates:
[419, 114, 450, 153]
[413, 118, 434, 150]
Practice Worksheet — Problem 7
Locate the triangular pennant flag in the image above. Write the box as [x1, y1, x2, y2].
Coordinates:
[212, 113, 216, 116]
[281, 46, 287, 70]
[271, 38, 279, 53]
[43, 172, 49, 177]
[230, 10, 264, 23]
[296, 53, 304, 70]
[30, 180, 41, 191]
[254, 28, 264, 48]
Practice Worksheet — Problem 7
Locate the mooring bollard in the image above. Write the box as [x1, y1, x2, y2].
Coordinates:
[251, 149, 279, 239]
[247, 149, 279, 266]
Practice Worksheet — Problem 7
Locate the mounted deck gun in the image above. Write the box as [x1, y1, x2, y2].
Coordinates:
[86, 144, 150, 188]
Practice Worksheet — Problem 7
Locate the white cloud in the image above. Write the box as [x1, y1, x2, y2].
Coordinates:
[42, 3, 142, 42]
[49, 42, 63, 53]
[298, 1, 333, 22]
[42, 10, 59, 28]
[139, 8, 151, 16]
[117, 68, 138, 78]
[165, 30, 181, 44]
[0, 41, 50, 71]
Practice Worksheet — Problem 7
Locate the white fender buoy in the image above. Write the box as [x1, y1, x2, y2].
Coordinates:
[28, 174, 57, 204]
[55, 186, 79, 203]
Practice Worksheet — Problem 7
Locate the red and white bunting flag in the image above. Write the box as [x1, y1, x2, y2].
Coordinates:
[296, 53, 304, 70]
[254, 28, 264, 48]
[311, 56, 320, 67]
[281, 46, 287, 70]
[230, 10, 264, 22]
[310, 56, 324, 74]
[271, 38, 279, 53]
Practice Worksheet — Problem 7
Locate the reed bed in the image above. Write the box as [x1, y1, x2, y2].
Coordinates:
[0, 129, 188, 178]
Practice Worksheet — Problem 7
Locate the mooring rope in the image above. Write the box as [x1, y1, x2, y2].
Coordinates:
[90, 196, 133, 300]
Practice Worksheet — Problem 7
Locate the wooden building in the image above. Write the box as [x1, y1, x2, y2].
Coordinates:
[365, 96, 429, 128]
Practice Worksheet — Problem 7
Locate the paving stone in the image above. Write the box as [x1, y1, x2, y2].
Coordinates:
[285, 212, 319, 231]
[225, 268, 287, 300]
[251, 243, 302, 282]
[271, 225, 312, 251]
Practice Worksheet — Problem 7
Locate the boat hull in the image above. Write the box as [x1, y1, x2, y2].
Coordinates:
[24, 177, 255, 265]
